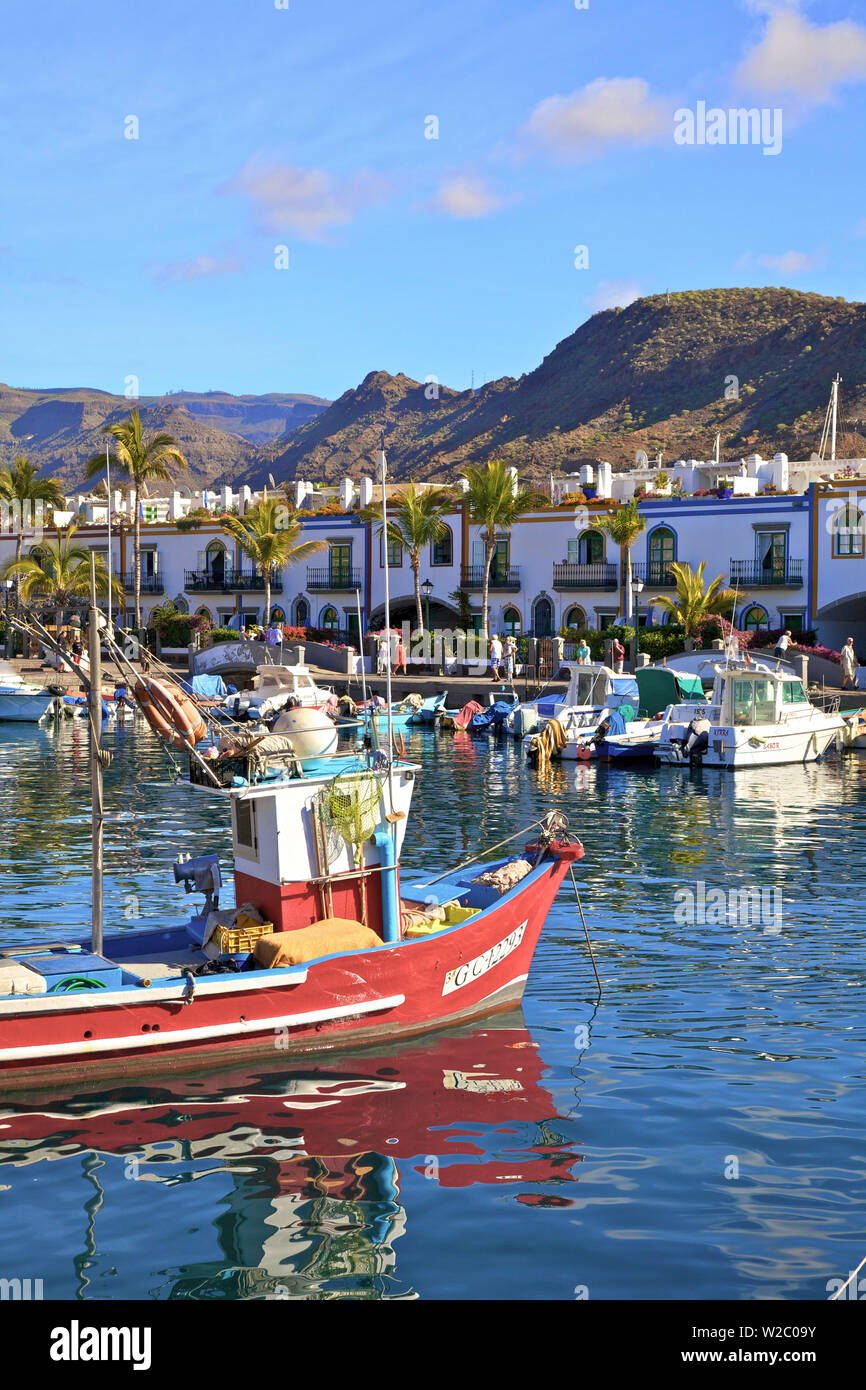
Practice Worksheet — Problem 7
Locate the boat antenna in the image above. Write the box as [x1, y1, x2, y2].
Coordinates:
[88, 551, 107, 956]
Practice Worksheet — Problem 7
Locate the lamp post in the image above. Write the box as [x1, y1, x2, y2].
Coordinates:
[3, 580, 13, 660]
[421, 577, 433, 632]
[631, 577, 644, 671]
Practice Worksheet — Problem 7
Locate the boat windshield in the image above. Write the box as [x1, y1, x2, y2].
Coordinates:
[732, 677, 777, 725]
[573, 673, 608, 706]
[781, 680, 809, 704]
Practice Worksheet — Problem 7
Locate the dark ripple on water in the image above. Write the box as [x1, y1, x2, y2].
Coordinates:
[0, 721, 864, 1299]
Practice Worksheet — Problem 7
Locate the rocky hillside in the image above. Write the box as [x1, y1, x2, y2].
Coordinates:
[5, 289, 865, 493]
[246, 288, 866, 486]
[0, 387, 329, 491]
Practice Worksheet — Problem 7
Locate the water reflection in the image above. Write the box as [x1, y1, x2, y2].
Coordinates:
[0, 1015, 583, 1300]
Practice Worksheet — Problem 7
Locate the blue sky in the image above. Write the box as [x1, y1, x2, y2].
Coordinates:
[1, 0, 865, 400]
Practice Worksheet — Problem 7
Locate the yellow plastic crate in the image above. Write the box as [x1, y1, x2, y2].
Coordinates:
[442, 903, 479, 926]
[215, 921, 274, 955]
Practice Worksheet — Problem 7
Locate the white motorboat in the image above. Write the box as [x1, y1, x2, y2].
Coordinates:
[655, 661, 844, 768]
[0, 661, 56, 722]
[517, 663, 638, 746]
[223, 663, 335, 723]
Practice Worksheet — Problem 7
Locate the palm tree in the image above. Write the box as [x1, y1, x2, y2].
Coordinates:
[0, 457, 66, 567]
[361, 483, 455, 633]
[463, 461, 536, 638]
[598, 499, 647, 624]
[652, 561, 738, 637]
[220, 500, 324, 626]
[86, 410, 188, 629]
[1, 525, 121, 630]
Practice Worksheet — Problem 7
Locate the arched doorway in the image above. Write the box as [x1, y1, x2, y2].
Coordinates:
[533, 596, 554, 637]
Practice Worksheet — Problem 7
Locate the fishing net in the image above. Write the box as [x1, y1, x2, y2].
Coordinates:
[315, 772, 385, 864]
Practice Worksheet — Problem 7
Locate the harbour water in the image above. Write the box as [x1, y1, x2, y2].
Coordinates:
[1, 719, 864, 1300]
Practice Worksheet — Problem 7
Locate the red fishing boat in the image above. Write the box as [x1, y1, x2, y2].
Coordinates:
[0, 753, 582, 1088]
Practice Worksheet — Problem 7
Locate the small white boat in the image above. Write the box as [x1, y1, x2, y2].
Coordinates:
[0, 661, 56, 722]
[223, 663, 334, 723]
[655, 661, 844, 768]
[520, 663, 639, 759]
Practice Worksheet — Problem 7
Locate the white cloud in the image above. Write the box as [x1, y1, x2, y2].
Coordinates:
[152, 254, 244, 284]
[737, 248, 822, 274]
[524, 78, 669, 159]
[737, 9, 866, 101]
[588, 280, 643, 312]
[223, 159, 388, 241]
[430, 174, 505, 219]
[758, 249, 821, 274]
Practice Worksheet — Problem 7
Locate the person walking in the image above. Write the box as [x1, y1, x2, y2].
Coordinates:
[774, 629, 795, 662]
[395, 636, 408, 676]
[377, 635, 390, 675]
[576, 637, 591, 665]
[490, 633, 503, 681]
[842, 637, 858, 690]
[611, 637, 625, 675]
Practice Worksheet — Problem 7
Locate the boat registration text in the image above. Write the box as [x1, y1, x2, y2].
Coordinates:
[442, 923, 527, 995]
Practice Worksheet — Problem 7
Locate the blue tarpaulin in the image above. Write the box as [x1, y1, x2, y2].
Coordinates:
[187, 674, 228, 699]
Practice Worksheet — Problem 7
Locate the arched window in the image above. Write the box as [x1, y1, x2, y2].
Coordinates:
[431, 525, 453, 567]
[270, 606, 285, 623]
[195, 606, 212, 624]
[380, 534, 403, 568]
[564, 605, 586, 629]
[205, 539, 226, 582]
[569, 530, 605, 565]
[648, 526, 676, 583]
[833, 504, 865, 558]
[533, 596, 554, 637]
[320, 605, 339, 634]
[502, 606, 521, 637]
[293, 597, 309, 627]
[742, 605, 769, 632]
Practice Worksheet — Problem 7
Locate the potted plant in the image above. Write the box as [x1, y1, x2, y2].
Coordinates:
[717, 478, 735, 499]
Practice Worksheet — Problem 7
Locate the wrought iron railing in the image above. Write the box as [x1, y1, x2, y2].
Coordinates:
[552, 562, 617, 590]
[306, 567, 362, 590]
[729, 559, 804, 587]
[184, 569, 275, 592]
[460, 565, 521, 590]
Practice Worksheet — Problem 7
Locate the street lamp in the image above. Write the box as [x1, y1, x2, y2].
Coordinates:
[631, 576, 644, 671]
[421, 578, 433, 632]
[3, 580, 14, 661]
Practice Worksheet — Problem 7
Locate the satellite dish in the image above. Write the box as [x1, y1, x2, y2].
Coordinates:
[635, 449, 649, 467]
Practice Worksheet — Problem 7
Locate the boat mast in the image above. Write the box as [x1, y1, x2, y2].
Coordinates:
[88, 551, 104, 956]
[105, 439, 112, 635]
[831, 373, 840, 462]
[380, 431, 395, 760]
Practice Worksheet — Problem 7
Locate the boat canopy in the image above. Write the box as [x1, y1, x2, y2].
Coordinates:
[636, 667, 706, 717]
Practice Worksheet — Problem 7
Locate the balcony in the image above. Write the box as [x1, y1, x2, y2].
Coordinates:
[184, 568, 274, 593]
[120, 571, 164, 595]
[729, 559, 804, 588]
[631, 561, 677, 588]
[552, 562, 618, 590]
[306, 566, 362, 591]
[461, 564, 521, 591]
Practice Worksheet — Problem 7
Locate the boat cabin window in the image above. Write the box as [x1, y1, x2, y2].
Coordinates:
[781, 680, 808, 704]
[572, 672, 607, 705]
[732, 678, 776, 726]
[234, 798, 258, 859]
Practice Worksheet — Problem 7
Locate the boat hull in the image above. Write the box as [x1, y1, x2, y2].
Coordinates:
[656, 720, 842, 767]
[0, 847, 578, 1089]
[0, 691, 55, 722]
